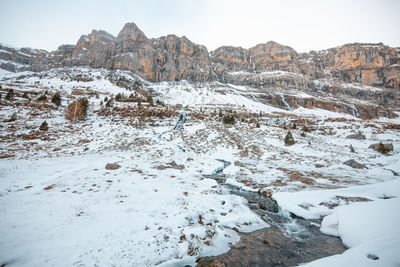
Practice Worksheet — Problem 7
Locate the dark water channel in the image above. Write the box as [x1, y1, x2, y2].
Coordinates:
[197, 159, 345, 267]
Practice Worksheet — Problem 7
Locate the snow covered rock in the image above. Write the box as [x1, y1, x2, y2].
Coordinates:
[343, 159, 367, 169]
[346, 132, 366, 140]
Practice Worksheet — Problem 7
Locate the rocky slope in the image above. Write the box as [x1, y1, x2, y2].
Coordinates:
[1, 22, 399, 119]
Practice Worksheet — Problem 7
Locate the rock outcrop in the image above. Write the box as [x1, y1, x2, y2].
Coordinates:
[1, 22, 399, 119]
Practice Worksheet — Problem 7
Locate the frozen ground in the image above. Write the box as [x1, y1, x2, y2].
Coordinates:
[0, 67, 399, 266]
[275, 180, 400, 267]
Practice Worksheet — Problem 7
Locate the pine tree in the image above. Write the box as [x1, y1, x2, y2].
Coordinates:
[284, 131, 295, 146]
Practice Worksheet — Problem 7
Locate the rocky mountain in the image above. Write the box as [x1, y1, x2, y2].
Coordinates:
[1, 22, 399, 119]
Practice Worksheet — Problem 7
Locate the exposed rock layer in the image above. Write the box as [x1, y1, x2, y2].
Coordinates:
[1, 22, 399, 119]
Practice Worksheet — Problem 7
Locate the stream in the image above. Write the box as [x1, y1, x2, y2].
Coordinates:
[196, 159, 345, 267]
[168, 113, 345, 267]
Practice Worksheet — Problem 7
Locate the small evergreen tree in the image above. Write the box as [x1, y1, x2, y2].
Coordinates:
[377, 142, 390, 155]
[222, 114, 235, 125]
[5, 89, 14, 100]
[78, 97, 89, 114]
[284, 131, 295, 146]
[105, 99, 113, 108]
[39, 121, 48, 131]
[147, 96, 154, 106]
[115, 93, 122, 102]
[51, 92, 61, 106]
[37, 94, 47, 101]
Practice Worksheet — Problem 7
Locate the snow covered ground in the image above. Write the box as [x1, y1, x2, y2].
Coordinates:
[275, 180, 400, 267]
[0, 67, 399, 266]
[0, 153, 267, 266]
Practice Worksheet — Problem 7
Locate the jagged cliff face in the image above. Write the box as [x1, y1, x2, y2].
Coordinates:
[1, 22, 399, 90]
[1, 22, 399, 119]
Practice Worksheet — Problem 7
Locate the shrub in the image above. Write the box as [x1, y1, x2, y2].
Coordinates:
[105, 99, 113, 108]
[350, 144, 355, 153]
[222, 114, 235, 125]
[284, 131, 295, 146]
[133, 80, 142, 90]
[78, 97, 89, 113]
[22, 92, 29, 99]
[37, 94, 47, 101]
[39, 121, 48, 131]
[115, 93, 122, 102]
[147, 96, 154, 106]
[51, 92, 61, 106]
[65, 97, 89, 122]
[377, 142, 390, 155]
[5, 89, 14, 100]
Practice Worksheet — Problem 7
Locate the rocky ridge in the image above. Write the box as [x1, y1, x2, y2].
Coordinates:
[1, 22, 400, 119]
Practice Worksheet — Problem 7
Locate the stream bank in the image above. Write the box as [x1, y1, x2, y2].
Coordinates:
[196, 160, 345, 267]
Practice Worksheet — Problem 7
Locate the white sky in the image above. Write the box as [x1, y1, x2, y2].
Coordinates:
[0, 0, 399, 53]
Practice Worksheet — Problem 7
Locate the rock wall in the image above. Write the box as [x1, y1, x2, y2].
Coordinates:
[1, 22, 399, 90]
[0, 22, 399, 119]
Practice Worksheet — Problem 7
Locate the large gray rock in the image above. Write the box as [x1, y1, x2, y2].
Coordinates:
[343, 159, 367, 169]
[346, 132, 366, 140]
[369, 143, 394, 154]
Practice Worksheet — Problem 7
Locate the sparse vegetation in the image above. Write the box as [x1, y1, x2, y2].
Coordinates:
[51, 92, 62, 106]
[284, 131, 295, 146]
[5, 89, 14, 100]
[377, 142, 390, 155]
[105, 98, 113, 108]
[350, 144, 355, 153]
[37, 94, 47, 101]
[39, 121, 49, 131]
[115, 93, 122, 102]
[222, 114, 235, 125]
[147, 95, 154, 106]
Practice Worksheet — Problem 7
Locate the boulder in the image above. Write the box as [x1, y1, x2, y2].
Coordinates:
[346, 132, 366, 140]
[343, 159, 367, 169]
[105, 163, 121, 170]
[369, 143, 394, 154]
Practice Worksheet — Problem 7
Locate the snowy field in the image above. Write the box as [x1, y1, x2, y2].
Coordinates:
[1, 67, 399, 266]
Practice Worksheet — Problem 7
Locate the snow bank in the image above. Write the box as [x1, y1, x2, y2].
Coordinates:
[274, 178, 400, 219]
[274, 179, 400, 267]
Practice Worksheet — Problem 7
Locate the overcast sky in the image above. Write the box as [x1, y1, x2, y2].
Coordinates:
[0, 0, 399, 53]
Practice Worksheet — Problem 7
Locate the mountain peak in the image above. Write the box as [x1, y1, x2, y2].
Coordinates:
[116, 22, 147, 42]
